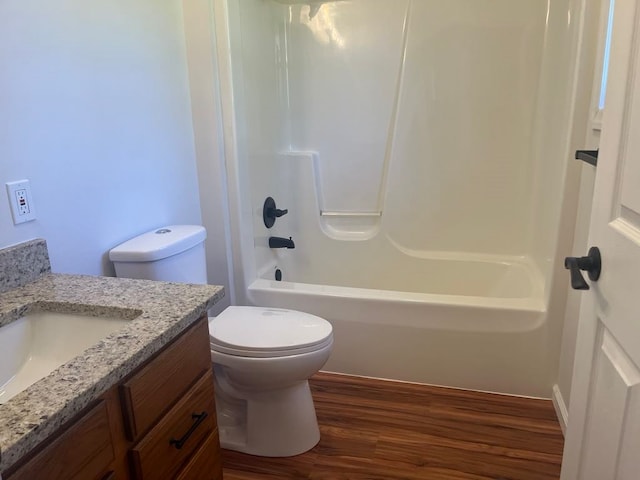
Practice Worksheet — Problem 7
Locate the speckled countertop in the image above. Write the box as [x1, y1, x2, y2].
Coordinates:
[0, 272, 224, 473]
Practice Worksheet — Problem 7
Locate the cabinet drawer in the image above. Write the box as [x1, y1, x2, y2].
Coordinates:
[121, 317, 211, 439]
[175, 429, 222, 480]
[129, 371, 217, 480]
[8, 400, 114, 480]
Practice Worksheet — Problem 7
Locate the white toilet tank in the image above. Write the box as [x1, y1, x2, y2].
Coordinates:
[109, 225, 207, 284]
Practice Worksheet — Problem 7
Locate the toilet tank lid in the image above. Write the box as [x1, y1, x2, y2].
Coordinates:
[109, 225, 206, 262]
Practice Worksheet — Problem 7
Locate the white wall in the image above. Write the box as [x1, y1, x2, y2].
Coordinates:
[0, 0, 203, 275]
[182, 0, 233, 313]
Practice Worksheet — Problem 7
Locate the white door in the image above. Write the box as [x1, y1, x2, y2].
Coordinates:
[561, 0, 640, 478]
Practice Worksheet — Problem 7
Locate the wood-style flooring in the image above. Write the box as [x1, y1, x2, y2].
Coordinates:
[222, 372, 564, 480]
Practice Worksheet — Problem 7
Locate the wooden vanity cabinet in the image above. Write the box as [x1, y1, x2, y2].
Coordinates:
[6, 400, 115, 480]
[122, 317, 220, 480]
[128, 372, 218, 479]
[5, 316, 223, 480]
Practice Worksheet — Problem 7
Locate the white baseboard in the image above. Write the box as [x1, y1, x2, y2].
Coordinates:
[552, 384, 568, 436]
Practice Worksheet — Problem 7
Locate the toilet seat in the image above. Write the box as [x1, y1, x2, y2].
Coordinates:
[210, 335, 333, 358]
[209, 306, 333, 359]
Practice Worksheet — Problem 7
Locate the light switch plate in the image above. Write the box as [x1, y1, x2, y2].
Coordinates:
[6, 180, 36, 224]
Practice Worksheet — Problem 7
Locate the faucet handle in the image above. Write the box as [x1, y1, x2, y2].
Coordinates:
[263, 197, 289, 228]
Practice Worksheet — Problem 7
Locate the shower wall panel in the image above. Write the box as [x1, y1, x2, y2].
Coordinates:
[529, 0, 583, 287]
[231, 0, 291, 276]
[281, 0, 548, 255]
[285, 1, 409, 214]
[230, 0, 556, 270]
[384, 0, 547, 255]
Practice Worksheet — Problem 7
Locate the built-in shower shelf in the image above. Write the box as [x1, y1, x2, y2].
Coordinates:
[320, 211, 382, 217]
[319, 210, 382, 241]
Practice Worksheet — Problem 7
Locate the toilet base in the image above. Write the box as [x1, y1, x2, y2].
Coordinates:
[216, 377, 321, 457]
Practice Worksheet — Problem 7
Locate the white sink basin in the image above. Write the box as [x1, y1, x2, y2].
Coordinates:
[0, 311, 132, 404]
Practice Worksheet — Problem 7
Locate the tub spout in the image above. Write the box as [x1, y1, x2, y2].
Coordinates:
[269, 236, 295, 249]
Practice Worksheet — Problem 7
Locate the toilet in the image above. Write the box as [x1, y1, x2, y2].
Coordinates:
[109, 225, 333, 457]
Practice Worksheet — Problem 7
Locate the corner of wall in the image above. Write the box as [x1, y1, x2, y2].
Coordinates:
[552, 383, 569, 435]
[183, 0, 233, 310]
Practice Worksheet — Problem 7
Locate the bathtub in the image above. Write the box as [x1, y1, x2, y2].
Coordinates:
[247, 254, 551, 397]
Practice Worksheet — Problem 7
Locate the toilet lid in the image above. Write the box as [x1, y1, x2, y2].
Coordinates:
[209, 306, 333, 356]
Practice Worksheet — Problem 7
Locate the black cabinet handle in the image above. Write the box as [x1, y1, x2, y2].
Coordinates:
[101, 472, 115, 480]
[169, 411, 208, 450]
[564, 247, 601, 290]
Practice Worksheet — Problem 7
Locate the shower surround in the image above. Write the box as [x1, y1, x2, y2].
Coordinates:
[212, 0, 586, 397]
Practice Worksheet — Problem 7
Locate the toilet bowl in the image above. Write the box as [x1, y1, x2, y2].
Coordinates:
[109, 226, 334, 457]
[209, 306, 333, 457]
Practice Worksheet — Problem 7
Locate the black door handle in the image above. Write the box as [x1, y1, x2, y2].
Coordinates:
[564, 247, 601, 290]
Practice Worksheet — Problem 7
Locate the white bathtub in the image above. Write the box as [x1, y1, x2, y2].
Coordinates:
[247, 254, 552, 397]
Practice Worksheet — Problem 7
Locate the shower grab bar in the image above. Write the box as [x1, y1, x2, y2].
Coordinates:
[320, 211, 382, 217]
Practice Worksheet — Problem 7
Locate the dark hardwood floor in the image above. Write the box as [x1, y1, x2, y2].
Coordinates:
[222, 372, 564, 480]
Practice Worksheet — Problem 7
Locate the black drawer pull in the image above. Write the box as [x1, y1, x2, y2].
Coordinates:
[169, 412, 208, 450]
[101, 472, 115, 480]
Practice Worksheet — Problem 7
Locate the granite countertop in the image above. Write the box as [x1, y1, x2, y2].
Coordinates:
[0, 272, 224, 473]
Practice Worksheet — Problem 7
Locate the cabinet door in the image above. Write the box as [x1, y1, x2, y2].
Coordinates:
[120, 317, 211, 440]
[129, 371, 217, 480]
[175, 430, 223, 480]
[8, 401, 114, 480]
